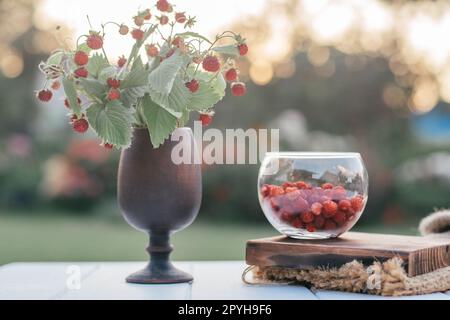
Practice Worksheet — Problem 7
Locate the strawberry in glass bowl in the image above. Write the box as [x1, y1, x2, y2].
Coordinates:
[258, 153, 369, 240]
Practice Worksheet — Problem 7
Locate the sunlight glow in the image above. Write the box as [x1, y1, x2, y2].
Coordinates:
[35, 0, 450, 113]
[310, 3, 355, 43]
[40, 0, 266, 57]
[0, 50, 23, 79]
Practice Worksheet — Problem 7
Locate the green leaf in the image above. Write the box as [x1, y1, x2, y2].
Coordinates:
[62, 77, 81, 116]
[212, 45, 240, 56]
[148, 56, 161, 73]
[141, 95, 178, 148]
[77, 43, 92, 54]
[86, 101, 134, 149]
[178, 109, 191, 127]
[148, 51, 185, 96]
[187, 68, 226, 92]
[214, 73, 227, 95]
[148, 76, 189, 117]
[99, 66, 117, 84]
[86, 54, 109, 78]
[175, 32, 212, 44]
[121, 86, 147, 108]
[188, 81, 223, 111]
[46, 51, 64, 66]
[121, 57, 149, 89]
[79, 78, 107, 100]
[185, 68, 227, 111]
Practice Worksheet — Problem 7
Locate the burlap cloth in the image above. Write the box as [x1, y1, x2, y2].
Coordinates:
[245, 210, 450, 296]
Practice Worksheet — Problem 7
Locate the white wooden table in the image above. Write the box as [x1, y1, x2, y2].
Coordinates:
[1, 262, 449, 300]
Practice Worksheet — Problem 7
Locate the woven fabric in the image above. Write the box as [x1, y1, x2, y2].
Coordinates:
[248, 257, 450, 296]
[245, 210, 450, 296]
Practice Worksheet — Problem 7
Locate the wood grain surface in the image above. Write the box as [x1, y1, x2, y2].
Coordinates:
[246, 232, 450, 276]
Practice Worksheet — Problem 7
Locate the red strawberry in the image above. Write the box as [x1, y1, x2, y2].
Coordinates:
[334, 211, 347, 226]
[175, 12, 187, 24]
[64, 97, 82, 109]
[107, 78, 121, 89]
[351, 196, 365, 212]
[156, 0, 170, 12]
[108, 88, 121, 101]
[323, 200, 338, 218]
[73, 118, 89, 134]
[306, 224, 317, 233]
[117, 56, 127, 68]
[143, 9, 152, 20]
[37, 89, 53, 102]
[311, 203, 323, 216]
[172, 37, 184, 47]
[119, 24, 129, 35]
[282, 182, 295, 189]
[338, 199, 352, 212]
[314, 215, 325, 229]
[324, 220, 337, 230]
[146, 44, 159, 57]
[202, 55, 221, 73]
[193, 56, 203, 64]
[134, 16, 144, 27]
[285, 189, 300, 201]
[74, 51, 89, 66]
[186, 79, 200, 93]
[86, 34, 103, 50]
[284, 187, 298, 194]
[231, 82, 247, 97]
[159, 15, 169, 25]
[322, 183, 334, 190]
[51, 81, 61, 90]
[131, 29, 145, 41]
[261, 185, 272, 198]
[291, 218, 303, 229]
[270, 186, 285, 197]
[332, 186, 347, 201]
[199, 113, 213, 127]
[293, 197, 309, 213]
[238, 43, 248, 56]
[280, 211, 294, 223]
[270, 198, 281, 212]
[225, 68, 238, 82]
[295, 181, 311, 189]
[74, 67, 88, 78]
[301, 212, 314, 224]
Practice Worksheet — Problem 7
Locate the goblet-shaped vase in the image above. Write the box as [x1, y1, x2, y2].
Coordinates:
[118, 128, 202, 284]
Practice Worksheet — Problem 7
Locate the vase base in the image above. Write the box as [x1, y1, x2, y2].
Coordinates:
[126, 264, 194, 285]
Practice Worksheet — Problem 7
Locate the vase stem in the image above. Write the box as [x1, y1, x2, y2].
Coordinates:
[147, 232, 174, 270]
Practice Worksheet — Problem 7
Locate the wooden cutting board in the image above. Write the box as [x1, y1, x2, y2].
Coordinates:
[246, 232, 450, 277]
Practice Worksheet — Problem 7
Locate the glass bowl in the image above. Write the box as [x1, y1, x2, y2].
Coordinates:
[258, 152, 369, 240]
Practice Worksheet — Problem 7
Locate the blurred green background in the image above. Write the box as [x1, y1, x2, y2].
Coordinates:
[1, 0, 450, 265]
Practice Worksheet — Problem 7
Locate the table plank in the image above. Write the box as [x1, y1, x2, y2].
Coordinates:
[0, 263, 98, 300]
[190, 262, 317, 300]
[59, 262, 192, 300]
[315, 290, 450, 300]
[1, 262, 448, 300]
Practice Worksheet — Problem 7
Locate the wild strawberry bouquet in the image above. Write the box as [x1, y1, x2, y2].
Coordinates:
[36, 0, 248, 149]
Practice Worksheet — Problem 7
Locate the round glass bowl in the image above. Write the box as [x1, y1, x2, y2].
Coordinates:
[258, 152, 369, 240]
